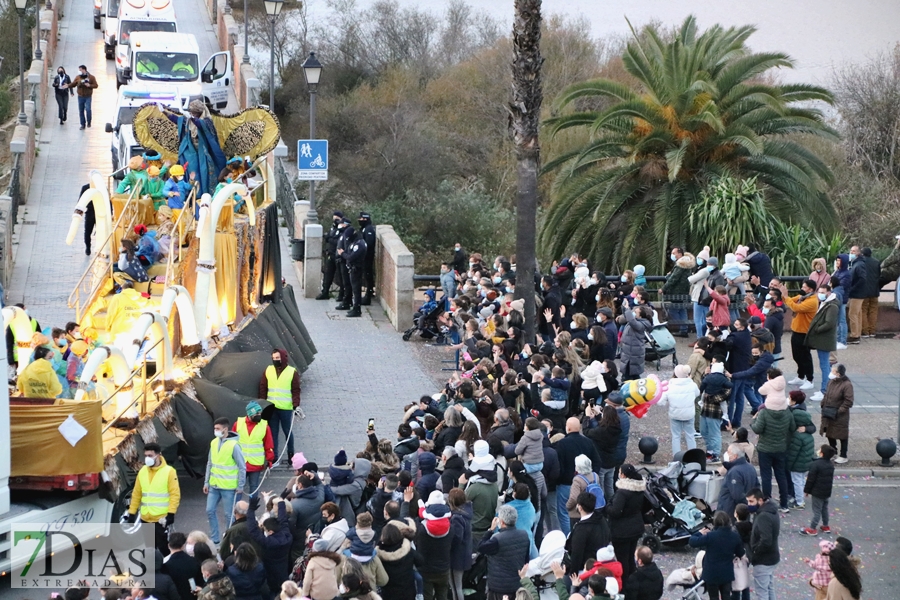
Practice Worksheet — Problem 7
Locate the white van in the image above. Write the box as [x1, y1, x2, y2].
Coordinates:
[123, 32, 233, 110]
[102, 0, 176, 62]
[105, 86, 185, 178]
[98, 0, 122, 55]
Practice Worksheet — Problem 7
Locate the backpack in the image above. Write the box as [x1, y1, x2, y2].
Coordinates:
[578, 473, 606, 510]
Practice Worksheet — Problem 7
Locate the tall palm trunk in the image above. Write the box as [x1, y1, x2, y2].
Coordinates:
[510, 0, 543, 343]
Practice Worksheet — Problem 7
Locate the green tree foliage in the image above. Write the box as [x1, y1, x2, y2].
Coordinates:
[541, 16, 838, 272]
[687, 175, 770, 261]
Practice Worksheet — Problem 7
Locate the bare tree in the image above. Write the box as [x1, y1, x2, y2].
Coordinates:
[509, 0, 543, 343]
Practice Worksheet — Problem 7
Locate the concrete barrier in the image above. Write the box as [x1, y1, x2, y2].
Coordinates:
[376, 225, 414, 331]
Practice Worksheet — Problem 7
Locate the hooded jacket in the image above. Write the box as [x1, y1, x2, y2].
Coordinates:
[786, 402, 816, 472]
[717, 456, 758, 518]
[745, 250, 774, 288]
[805, 293, 839, 352]
[449, 503, 475, 571]
[662, 254, 696, 296]
[515, 427, 545, 465]
[319, 517, 350, 552]
[300, 551, 341, 600]
[415, 514, 453, 574]
[465, 469, 499, 541]
[758, 375, 787, 409]
[661, 377, 700, 422]
[749, 500, 781, 566]
[762, 306, 785, 354]
[331, 458, 372, 526]
[205, 430, 247, 491]
[619, 307, 651, 376]
[752, 383, 795, 455]
[848, 254, 868, 299]
[833, 254, 851, 304]
[439, 453, 466, 492]
[394, 435, 420, 476]
[415, 452, 440, 499]
[607, 477, 647, 539]
[820, 375, 854, 440]
[809, 259, 831, 289]
[246, 501, 292, 592]
[377, 538, 422, 600]
[128, 455, 181, 522]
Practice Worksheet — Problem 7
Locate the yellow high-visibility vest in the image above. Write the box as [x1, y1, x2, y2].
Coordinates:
[209, 438, 239, 489]
[138, 464, 174, 519]
[236, 417, 267, 466]
[265, 365, 296, 411]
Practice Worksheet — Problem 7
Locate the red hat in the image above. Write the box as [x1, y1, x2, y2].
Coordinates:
[134, 224, 148, 236]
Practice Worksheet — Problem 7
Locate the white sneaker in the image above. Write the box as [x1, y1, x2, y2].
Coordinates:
[836, 343, 847, 350]
[809, 392, 824, 402]
[835, 456, 849, 464]
[799, 380, 814, 390]
[787, 377, 804, 385]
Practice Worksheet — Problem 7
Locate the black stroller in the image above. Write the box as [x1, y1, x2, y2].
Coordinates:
[402, 289, 446, 341]
[639, 460, 713, 553]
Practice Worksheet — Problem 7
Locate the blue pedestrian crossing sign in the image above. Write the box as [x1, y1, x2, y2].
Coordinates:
[297, 139, 328, 180]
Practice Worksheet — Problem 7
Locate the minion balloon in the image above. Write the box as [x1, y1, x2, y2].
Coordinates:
[620, 374, 667, 418]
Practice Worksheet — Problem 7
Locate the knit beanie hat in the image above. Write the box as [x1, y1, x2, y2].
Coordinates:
[606, 391, 624, 405]
[333, 449, 348, 467]
[312, 538, 329, 552]
[696, 246, 711, 262]
[418, 492, 451, 538]
[291, 452, 308, 471]
[633, 264, 645, 277]
[674, 364, 691, 379]
[245, 401, 262, 417]
[707, 256, 719, 267]
[596, 544, 616, 562]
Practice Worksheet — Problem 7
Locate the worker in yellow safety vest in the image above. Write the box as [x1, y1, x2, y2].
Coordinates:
[125, 442, 181, 556]
[258, 348, 301, 467]
[203, 417, 246, 544]
[231, 401, 274, 500]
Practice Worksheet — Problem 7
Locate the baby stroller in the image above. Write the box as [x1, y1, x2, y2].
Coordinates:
[665, 550, 706, 600]
[644, 321, 677, 369]
[402, 289, 445, 341]
[639, 461, 713, 553]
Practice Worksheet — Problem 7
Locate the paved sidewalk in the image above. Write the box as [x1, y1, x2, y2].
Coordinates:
[279, 226, 436, 465]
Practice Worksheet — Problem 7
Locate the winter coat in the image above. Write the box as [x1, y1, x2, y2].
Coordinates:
[465, 472, 499, 540]
[439, 454, 466, 492]
[542, 441, 561, 491]
[619, 307, 651, 376]
[751, 399, 794, 455]
[848, 256, 868, 299]
[226, 562, 267, 600]
[377, 539, 422, 600]
[246, 501, 293, 593]
[449, 503, 474, 571]
[661, 254, 695, 296]
[763, 308, 785, 354]
[433, 425, 461, 455]
[515, 428, 545, 465]
[394, 436, 420, 475]
[804, 457, 835, 499]
[150, 550, 181, 600]
[623, 562, 664, 600]
[539, 284, 563, 336]
[784, 293, 819, 334]
[833, 254, 851, 303]
[566, 471, 602, 518]
[863, 255, 881, 298]
[585, 421, 622, 470]
[725, 329, 752, 373]
[478, 527, 532, 596]
[331, 458, 372, 526]
[820, 375, 854, 440]
[758, 375, 787, 410]
[614, 407, 631, 466]
[416, 452, 440, 499]
[197, 572, 236, 600]
[564, 510, 611, 575]
[749, 500, 781, 566]
[717, 456, 758, 518]
[661, 377, 700, 422]
[688, 267, 710, 303]
[506, 497, 537, 555]
[786, 403, 816, 472]
[687, 350, 710, 387]
[745, 251, 774, 288]
[336, 554, 389, 588]
[689, 527, 745, 585]
[488, 421, 516, 447]
[806, 294, 839, 352]
[607, 477, 647, 540]
[554, 432, 602, 486]
[809, 260, 832, 290]
[319, 517, 350, 552]
[290, 485, 325, 559]
[601, 319, 619, 360]
[825, 577, 858, 600]
[699, 372, 733, 397]
[731, 351, 775, 391]
[300, 551, 341, 600]
[708, 288, 731, 328]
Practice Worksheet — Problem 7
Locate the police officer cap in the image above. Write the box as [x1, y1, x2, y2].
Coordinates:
[358, 212, 371, 221]
[333, 210, 344, 219]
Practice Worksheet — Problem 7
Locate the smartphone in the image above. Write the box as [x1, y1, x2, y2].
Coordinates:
[367, 418, 375, 430]
[188, 578, 197, 591]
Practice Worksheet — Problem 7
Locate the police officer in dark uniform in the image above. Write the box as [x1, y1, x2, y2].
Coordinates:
[342, 227, 367, 317]
[335, 219, 354, 310]
[357, 212, 377, 305]
[317, 211, 344, 300]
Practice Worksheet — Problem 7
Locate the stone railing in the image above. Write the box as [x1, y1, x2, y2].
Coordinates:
[0, 5, 60, 288]
[375, 225, 414, 331]
[213, 1, 262, 110]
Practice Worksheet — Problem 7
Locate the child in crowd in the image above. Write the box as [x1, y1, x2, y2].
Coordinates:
[534, 366, 570, 407]
[804, 539, 835, 600]
[707, 284, 732, 329]
[515, 417, 545, 474]
[699, 362, 733, 462]
[733, 504, 752, 600]
[802, 445, 836, 536]
[788, 390, 816, 509]
[328, 449, 353, 487]
[660, 364, 700, 455]
[342, 511, 376, 560]
[578, 544, 624, 592]
[722, 252, 750, 295]
[758, 367, 787, 410]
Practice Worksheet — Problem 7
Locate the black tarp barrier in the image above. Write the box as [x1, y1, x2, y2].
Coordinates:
[259, 202, 282, 303]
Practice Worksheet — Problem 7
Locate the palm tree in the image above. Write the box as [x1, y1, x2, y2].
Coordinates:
[541, 16, 839, 272]
[511, 0, 543, 342]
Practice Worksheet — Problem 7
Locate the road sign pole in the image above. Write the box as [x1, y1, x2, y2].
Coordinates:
[307, 88, 319, 224]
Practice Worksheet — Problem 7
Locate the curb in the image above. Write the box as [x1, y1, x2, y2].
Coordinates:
[639, 464, 900, 479]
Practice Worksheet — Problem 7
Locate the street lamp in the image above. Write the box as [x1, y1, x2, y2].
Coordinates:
[302, 51, 322, 224]
[263, 0, 283, 111]
[242, 0, 249, 64]
[14, 0, 26, 125]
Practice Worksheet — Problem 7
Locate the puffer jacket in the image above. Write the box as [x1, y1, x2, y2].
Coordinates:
[606, 477, 647, 539]
[662, 254, 695, 296]
[661, 377, 700, 421]
[820, 375, 854, 440]
[301, 551, 341, 600]
[415, 452, 440, 498]
[331, 458, 372, 526]
[515, 428, 545, 465]
[394, 436, 420, 476]
[751, 401, 795, 455]
[377, 538, 422, 600]
[619, 308, 651, 377]
[198, 572, 236, 600]
[786, 403, 816, 472]
[832, 254, 851, 304]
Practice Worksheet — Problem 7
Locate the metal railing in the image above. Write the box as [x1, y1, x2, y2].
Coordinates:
[68, 180, 144, 321]
[164, 187, 198, 285]
[100, 337, 166, 434]
[274, 156, 297, 236]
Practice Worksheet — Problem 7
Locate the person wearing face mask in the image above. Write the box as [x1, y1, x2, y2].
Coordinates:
[52, 66, 74, 125]
[846, 245, 867, 344]
[716, 445, 758, 520]
[439, 262, 457, 306]
[124, 443, 181, 557]
[746, 487, 782, 599]
[772, 279, 818, 391]
[317, 211, 345, 301]
[538, 275, 562, 343]
[258, 349, 301, 464]
[334, 220, 355, 310]
[804, 285, 840, 402]
[659, 247, 694, 337]
[71, 64, 98, 130]
[688, 246, 712, 344]
[203, 418, 247, 544]
[450, 242, 468, 273]
[356, 212, 377, 305]
[164, 164, 194, 211]
[809, 258, 831, 289]
[231, 402, 274, 500]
